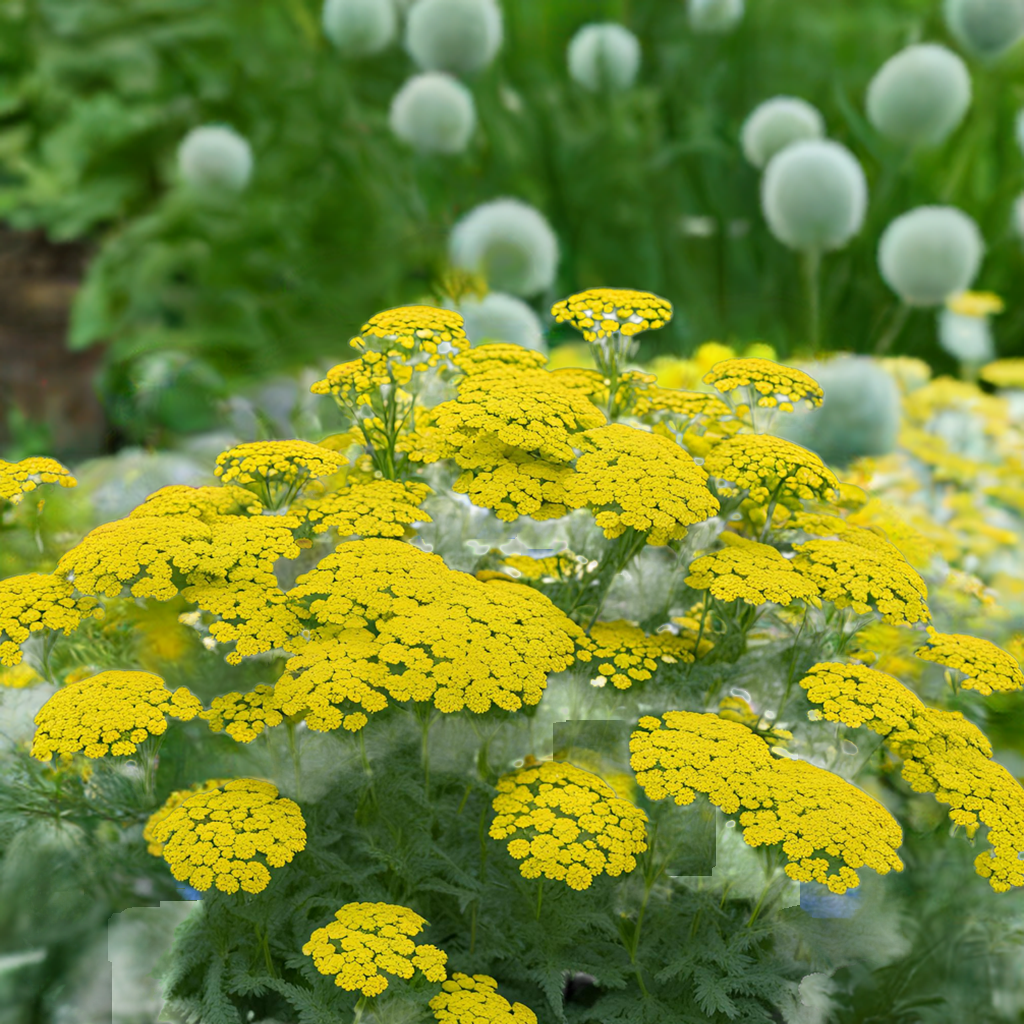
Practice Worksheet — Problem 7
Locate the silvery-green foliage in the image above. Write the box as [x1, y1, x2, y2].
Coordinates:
[776, 973, 838, 1024]
[866, 44, 972, 147]
[760, 140, 867, 252]
[404, 0, 503, 75]
[176, 126, 253, 192]
[321, 0, 397, 56]
[449, 198, 559, 296]
[567, 23, 641, 93]
[741, 96, 826, 169]
[945, 0, 1024, 58]
[778, 356, 900, 466]
[1014, 194, 1024, 238]
[458, 292, 545, 350]
[688, 0, 745, 34]
[938, 309, 996, 364]
[389, 72, 476, 154]
[1017, 108, 1024, 154]
[878, 206, 984, 306]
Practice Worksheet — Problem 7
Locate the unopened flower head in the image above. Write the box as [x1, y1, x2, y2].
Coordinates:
[31, 670, 202, 761]
[703, 357, 824, 412]
[405, 0, 503, 76]
[390, 72, 476, 154]
[322, 0, 397, 57]
[567, 23, 641, 93]
[575, 619, 707, 688]
[177, 126, 253, 192]
[688, 0, 745, 34]
[0, 457, 76, 504]
[0, 573, 99, 667]
[457, 293, 546, 352]
[761, 140, 868, 252]
[945, 0, 1024, 59]
[303, 902, 447, 996]
[489, 759, 648, 890]
[430, 974, 538, 1024]
[915, 627, 1024, 695]
[866, 44, 971, 148]
[146, 778, 306, 894]
[551, 288, 672, 342]
[878, 206, 984, 307]
[741, 97, 826, 170]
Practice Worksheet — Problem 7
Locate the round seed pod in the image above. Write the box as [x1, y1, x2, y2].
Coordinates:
[567, 23, 641, 93]
[938, 309, 995, 364]
[779, 356, 901, 467]
[878, 206, 984, 306]
[945, 0, 1024, 59]
[449, 199, 559, 297]
[688, 0, 745, 34]
[458, 292, 545, 351]
[405, 0, 503, 76]
[741, 96, 826, 170]
[322, 0, 397, 56]
[389, 73, 476, 154]
[177, 126, 253, 193]
[866, 44, 971, 148]
[760, 140, 868, 252]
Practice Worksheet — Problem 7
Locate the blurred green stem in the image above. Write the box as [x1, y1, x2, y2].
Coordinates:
[875, 303, 910, 355]
[801, 249, 821, 354]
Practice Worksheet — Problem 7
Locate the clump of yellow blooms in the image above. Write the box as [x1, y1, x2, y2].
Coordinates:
[702, 358, 824, 413]
[129, 485, 264, 520]
[146, 778, 306, 894]
[489, 760, 648, 891]
[799, 662, 1024, 890]
[980, 358, 1024, 390]
[214, 441, 347, 507]
[351, 305, 469, 364]
[302, 902, 448, 996]
[914, 628, 1024, 695]
[311, 355, 408, 404]
[629, 712, 904, 893]
[563, 424, 719, 545]
[0, 573, 100, 666]
[703, 435, 838, 509]
[429, 974, 538, 1024]
[143, 778, 233, 855]
[575, 620, 701, 688]
[295, 480, 432, 539]
[0, 457, 76, 504]
[499, 551, 582, 582]
[551, 288, 672, 341]
[31, 670, 202, 760]
[791, 539, 930, 625]
[685, 535, 820, 608]
[0, 663, 43, 688]
[453, 343, 549, 376]
[200, 685, 284, 742]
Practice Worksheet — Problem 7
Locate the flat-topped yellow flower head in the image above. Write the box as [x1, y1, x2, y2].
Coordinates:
[0, 573, 100, 666]
[143, 778, 234, 855]
[453, 343, 548, 376]
[430, 974, 538, 1024]
[200, 685, 284, 742]
[303, 902, 447, 997]
[980, 359, 1024, 390]
[576, 620, 705, 688]
[490, 759, 648, 890]
[947, 291, 1004, 318]
[129, 485, 264, 521]
[294, 479, 432, 540]
[351, 305, 469, 362]
[214, 440, 347, 507]
[703, 358, 824, 412]
[0, 457, 76, 504]
[146, 778, 306, 894]
[915, 628, 1024, 695]
[31, 670, 202, 761]
[552, 288, 672, 342]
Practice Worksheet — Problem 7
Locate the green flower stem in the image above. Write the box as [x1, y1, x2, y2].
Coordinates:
[286, 720, 301, 802]
[352, 995, 368, 1023]
[770, 604, 810, 723]
[801, 248, 822, 355]
[535, 878, 544, 919]
[759, 480, 786, 541]
[142, 734, 165, 798]
[586, 529, 649, 631]
[874, 302, 910, 355]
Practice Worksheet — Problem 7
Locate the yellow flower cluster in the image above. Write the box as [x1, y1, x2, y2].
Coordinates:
[702, 359, 824, 412]
[981, 359, 1024, 390]
[551, 367, 659, 418]
[0, 663, 43, 689]
[500, 552, 582, 582]
[143, 778, 233, 855]
[453, 344, 549, 376]
[0, 457, 76, 504]
[551, 288, 672, 342]
[703, 435, 838, 508]
[214, 441, 347, 505]
[0, 573, 99, 666]
[490, 760, 648, 890]
[685, 536, 820, 608]
[718, 696, 793, 745]
[576, 620, 702, 688]
[311, 356, 409, 405]
[634, 388, 734, 422]
[914, 628, 1024, 695]
[295, 480, 432, 540]
[430, 974, 538, 1024]
[147, 778, 306, 894]
[563, 424, 719, 545]
[791, 540, 930, 625]
[278, 539, 583, 726]
[351, 305, 469, 363]
[799, 662, 1024, 890]
[948, 291, 1004, 317]
[302, 902, 448, 996]
[200, 685, 284, 742]
[629, 712, 903, 893]
[129, 485, 263, 520]
[31, 670, 202, 760]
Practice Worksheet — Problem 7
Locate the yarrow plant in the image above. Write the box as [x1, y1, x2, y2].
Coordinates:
[8, 294, 1024, 1023]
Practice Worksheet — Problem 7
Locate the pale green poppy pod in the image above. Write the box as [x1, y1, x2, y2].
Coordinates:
[688, 0, 745, 34]
[741, 97, 826, 169]
[459, 293, 546, 351]
[878, 206, 984, 306]
[322, 0, 397, 56]
[389, 73, 476, 154]
[761, 141, 868, 252]
[177, 126, 253, 192]
[866, 44, 971, 147]
[567, 24, 641, 93]
[945, 0, 1024, 59]
[405, 0, 503, 76]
